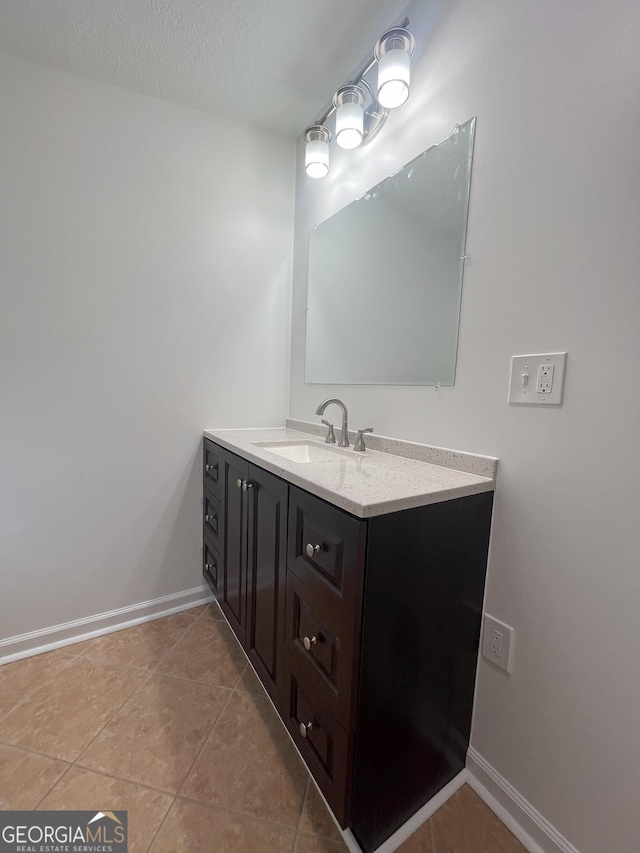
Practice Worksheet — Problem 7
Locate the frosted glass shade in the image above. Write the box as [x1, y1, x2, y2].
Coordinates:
[377, 48, 411, 108]
[305, 138, 329, 178]
[336, 102, 364, 149]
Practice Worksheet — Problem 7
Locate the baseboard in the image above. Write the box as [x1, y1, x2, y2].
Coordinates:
[0, 586, 214, 665]
[467, 747, 580, 853]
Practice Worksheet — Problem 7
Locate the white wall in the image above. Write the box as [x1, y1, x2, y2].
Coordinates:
[0, 52, 295, 641]
[289, 1, 640, 851]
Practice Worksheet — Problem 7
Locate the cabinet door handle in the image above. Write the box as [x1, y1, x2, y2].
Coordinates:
[237, 478, 243, 489]
[205, 513, 217, 524]
[205, 463, 218, 473]
[305, 543, 321, 557]
[302, 635, 318, 651]
[205, 561, 216, 572]
[242, 481, 253, 492]
[299, 721, 314, 738]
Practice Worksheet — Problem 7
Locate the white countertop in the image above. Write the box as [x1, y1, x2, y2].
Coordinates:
[203, 424, 496, 519]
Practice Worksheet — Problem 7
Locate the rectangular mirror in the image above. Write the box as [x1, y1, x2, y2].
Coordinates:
[305, 117, 476, 385]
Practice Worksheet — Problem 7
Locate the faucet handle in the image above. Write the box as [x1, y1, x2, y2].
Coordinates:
[354, 428, 374, 452]
[321, 419, 336, 444]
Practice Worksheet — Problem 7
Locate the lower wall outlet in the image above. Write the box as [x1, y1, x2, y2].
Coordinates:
[482, 614, 514, 673]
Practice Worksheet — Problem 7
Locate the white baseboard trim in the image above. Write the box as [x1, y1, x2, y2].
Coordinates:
[467, 747, 580, 853]
[0, 586, 214, 665]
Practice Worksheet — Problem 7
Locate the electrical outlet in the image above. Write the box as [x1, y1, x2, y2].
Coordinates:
[537, 363, 554, 394]
[482, 615, 514, 673]
[490, 628, 503, 658]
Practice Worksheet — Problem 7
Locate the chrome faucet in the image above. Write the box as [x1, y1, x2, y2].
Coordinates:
[315, 398, 349, 447]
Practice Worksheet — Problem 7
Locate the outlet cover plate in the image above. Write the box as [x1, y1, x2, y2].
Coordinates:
[509, 352, 567, 405]
[482, 614, 514, 673]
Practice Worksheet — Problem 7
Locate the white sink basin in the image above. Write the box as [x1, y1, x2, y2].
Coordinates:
[256, 441, 351, 464]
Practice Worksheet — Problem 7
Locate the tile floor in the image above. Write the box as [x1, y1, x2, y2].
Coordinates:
[0, 604, 526, 852]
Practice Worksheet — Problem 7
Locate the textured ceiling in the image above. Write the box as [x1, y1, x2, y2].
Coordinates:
[0, 0, 410, 135]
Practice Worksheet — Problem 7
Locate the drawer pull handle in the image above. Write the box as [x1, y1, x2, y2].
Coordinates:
[302, 635, 318, 651]
[305, 543, 321, 557]
[299, 721, 314, 738]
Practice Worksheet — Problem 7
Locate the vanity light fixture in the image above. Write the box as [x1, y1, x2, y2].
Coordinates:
[302, 18, 415, 178]
[304, 125, 331, 178]
[375, 28, 416, 109]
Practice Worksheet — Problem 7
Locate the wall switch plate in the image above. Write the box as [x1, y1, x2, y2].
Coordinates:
[482, 614, 514, 673]
[509, 352, 567, 405]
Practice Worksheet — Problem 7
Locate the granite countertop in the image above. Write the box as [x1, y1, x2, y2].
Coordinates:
[203, 420, 497, 519]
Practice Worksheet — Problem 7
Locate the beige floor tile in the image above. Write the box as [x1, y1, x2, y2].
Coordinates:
[149, 798, 295, 853]
[72, 613, 196, 670]
[0, 658, 146, 761]
[189, 602, 224, 621]
[181, 690, 307, 828]
[157, 617, 246, 687]
[295, 833, 349, 853]
[0, 649, 76, 718]
[431, 784, 527, 853]
[0, 744, 69, 809]
[396, 819, 434, 852]
[234, 663, 267, 697]
[78, 674, 230, 792]
[40, 766, 173, 853]
[204, 601, 226, 621]
[299, 783, 342, 841]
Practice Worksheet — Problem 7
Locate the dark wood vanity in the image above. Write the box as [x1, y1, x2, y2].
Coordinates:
[203, 437, 493, 852]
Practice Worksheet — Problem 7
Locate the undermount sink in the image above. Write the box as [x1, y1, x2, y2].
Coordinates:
[256, 441, 351, 464]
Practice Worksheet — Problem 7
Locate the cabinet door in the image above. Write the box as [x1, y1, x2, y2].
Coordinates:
[219, 448, 249, 644]
[246, 464, 288, 709]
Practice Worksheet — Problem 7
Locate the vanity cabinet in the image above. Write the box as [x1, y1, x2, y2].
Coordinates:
[202, 437, 493, 852]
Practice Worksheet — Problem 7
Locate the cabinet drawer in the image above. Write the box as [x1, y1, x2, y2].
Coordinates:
[284, 660, 351, 827]
[203, 440, 222, 497]
[285, 571, 359, 728]
[287, 487, 366, 620]
[203, 536, 221, 594]
[203, 489, 222, 552]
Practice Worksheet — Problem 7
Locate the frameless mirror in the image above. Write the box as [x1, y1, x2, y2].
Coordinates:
[305, 117, 476, 385]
